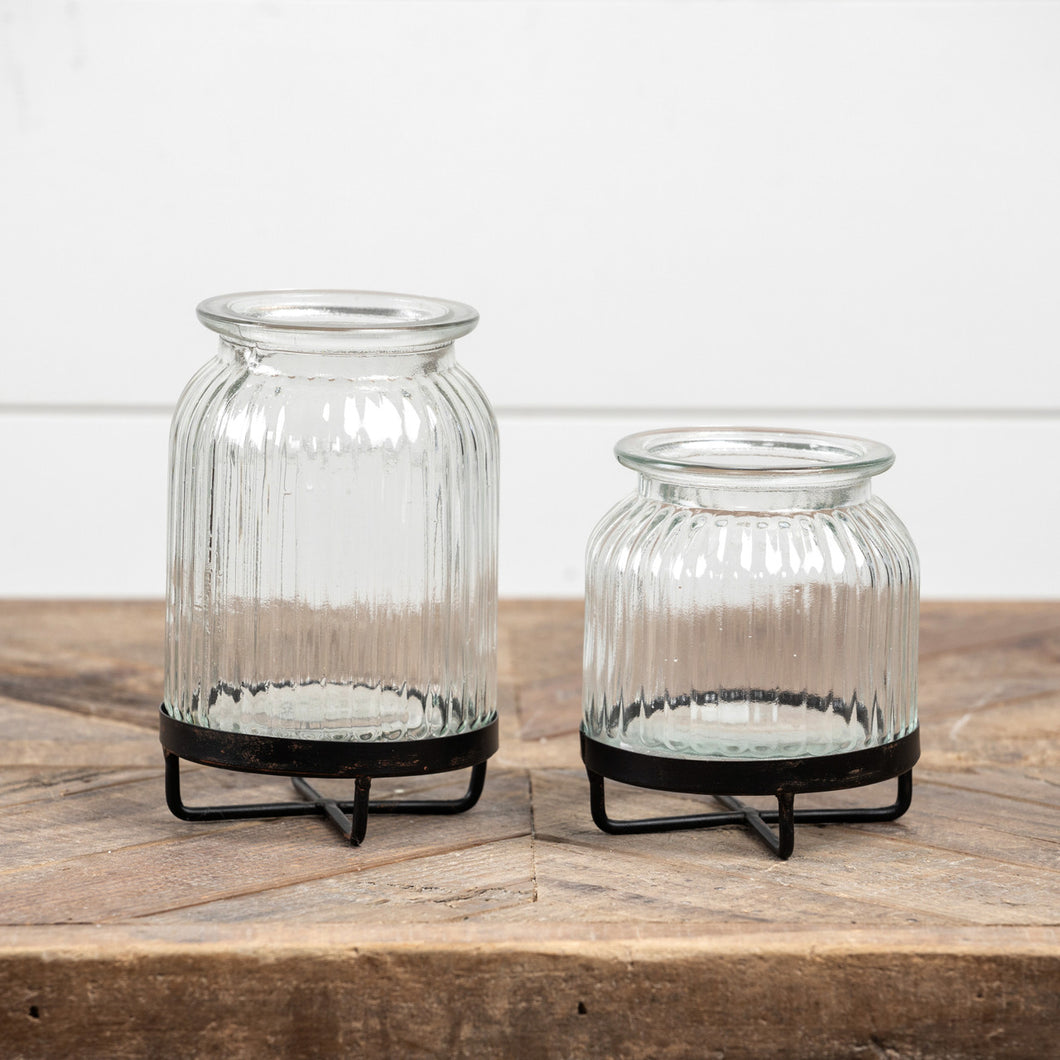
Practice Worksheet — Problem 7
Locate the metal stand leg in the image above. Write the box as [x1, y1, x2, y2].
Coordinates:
[164, 752, 489, 846]
[360, 761, 488, 816]
[587, 769, 913, 860]
[292, 775, 372, 846]
[713, 792, 796, 859]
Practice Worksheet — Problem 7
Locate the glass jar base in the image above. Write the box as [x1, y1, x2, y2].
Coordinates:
[175, 680, 487, 743]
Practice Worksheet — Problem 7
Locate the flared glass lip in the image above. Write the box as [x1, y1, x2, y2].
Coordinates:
[616, 427, 896, 482]
[196, 289, 479, 352]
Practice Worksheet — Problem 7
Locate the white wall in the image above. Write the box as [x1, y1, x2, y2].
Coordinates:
[2, 1, 1058, 598]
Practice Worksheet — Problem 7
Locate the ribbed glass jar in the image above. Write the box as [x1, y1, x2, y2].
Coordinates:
[164, 290, 498, 742]
[583, 428, 918, 760]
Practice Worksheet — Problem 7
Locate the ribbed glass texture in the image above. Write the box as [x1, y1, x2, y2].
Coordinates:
[583, 428, 919, 760]
[164, 291, 498, 742]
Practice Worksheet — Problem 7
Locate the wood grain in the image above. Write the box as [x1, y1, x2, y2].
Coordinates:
[0, 599, 1058, 1058]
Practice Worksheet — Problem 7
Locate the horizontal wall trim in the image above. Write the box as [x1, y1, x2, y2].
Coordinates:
[491, 408, 1060, 422]
[0, 405, 177, 417]
[2, 405, 1059, 422]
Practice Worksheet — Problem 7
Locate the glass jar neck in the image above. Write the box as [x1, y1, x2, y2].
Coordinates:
[220, 338, 456, 379]
[638, 473, 873, 512]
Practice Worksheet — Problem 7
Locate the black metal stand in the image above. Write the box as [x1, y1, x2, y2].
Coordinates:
[581, 727, 919, 859]
[160, 708, 497, 846]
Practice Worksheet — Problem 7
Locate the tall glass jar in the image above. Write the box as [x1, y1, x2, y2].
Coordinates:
[164, 290, 498, 745]
[583, 427, 919, 761]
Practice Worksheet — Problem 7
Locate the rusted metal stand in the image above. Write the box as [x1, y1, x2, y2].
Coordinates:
[160, 708, 497, 847]
[582, 727, 919, 859]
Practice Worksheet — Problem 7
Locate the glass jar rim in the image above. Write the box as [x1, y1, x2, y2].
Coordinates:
[615, 427, 896, 482]
[196, 290, 478, 353]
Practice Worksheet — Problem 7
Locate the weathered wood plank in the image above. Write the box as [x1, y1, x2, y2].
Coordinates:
[0, 602, 163, 727]
[525, 771, 1060, 927]
[0, 769, 531, 923]
[2, 940, 1057, 1060]
[0, 698, 159, 767]
[3, 922, 1057, 952]
[0, 601, 164, 666]
[917, 766, 1060, 808]
[138, 834, 535, 925]
[919, 600, 1060, 657]
[0, 767, 161, 809]
[919, 631, 1060, 716]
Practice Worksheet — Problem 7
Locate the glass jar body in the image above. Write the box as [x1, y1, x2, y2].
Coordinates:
[164, 305, 497, 743]
[583, 436, 919, 761]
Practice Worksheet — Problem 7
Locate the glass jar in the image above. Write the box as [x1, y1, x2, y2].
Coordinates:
[163, 290, 498, 745]
[583, 427, 919, 762]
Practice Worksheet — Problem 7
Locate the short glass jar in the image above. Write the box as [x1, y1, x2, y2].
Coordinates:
[583, 427, 919, 760]
[581, 427, 920, 856]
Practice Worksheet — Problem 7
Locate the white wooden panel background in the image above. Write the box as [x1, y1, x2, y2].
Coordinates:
[2, 1, 1058, 597]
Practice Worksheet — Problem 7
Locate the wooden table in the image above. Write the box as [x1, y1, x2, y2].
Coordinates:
[0, 601, 1057, 1059]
